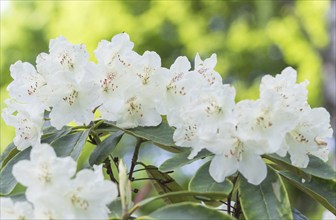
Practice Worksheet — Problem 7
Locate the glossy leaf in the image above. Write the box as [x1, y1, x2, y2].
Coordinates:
[189, 161, 233, 199]
[50, 129, 89, 160]
[239, 167, 293, 220]
[0, 143, 18, 169]
[159, 149, 212, 172]
[145, 165, 195, 204]
[0, 147, 31, 195]
[107, 122, 183, 153]
[89, 131, 124, 166]
[148, 202, 235, 219]
[264, 154, 335, 180]
[292, 208, 308, 220]
[280, 171, 336, 215]
[41, 126, 72, 144]
[108, 198, 123, 219]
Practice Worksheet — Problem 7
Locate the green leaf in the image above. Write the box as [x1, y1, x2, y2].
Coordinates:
[145, 165, 196, 204]
[280, 171, 336, 215]
[239, 167, 293, 220]
[0, 126, 72, 169]
[41, 126, 72, 144]
[189, 161, 233, 199]
[108, 198, 123, 219]
[0, 147, 31, 195]
[89, 131, 124, 166]
[0, 143, 18, 169]
[107, 122, 183, 153]
[264, 154, 335, 180]
[148, 202, 235, 219]
[292, 208, 308, 220]
[129, 190, 237, 216]
[95, 123, 121, 134]
[159, 149, 212, 172]
[50, 129, 89, 160]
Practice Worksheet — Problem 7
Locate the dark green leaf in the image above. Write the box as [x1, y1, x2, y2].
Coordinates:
[89, 131, 124, 166]
[280, 171, 336, 215]
[107, 122, 183, 153]
[50, 129, 89, 160]
[0, 143, 18, 169]
[264, 154, 335, 180]
[189, 161, 233, 199]
[145, 165, 196, 204]
[95, 123, 121, 134]
[148, 202, 235, 219]
[239, 167, 293, 220]
[41, 126, 72, 144]
[292, 208, 308, 220]
[159, 149, 212, 172]
[0, 147, 31, 195]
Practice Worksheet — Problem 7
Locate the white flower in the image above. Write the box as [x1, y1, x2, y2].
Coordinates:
[158, 56, 203, 115]
[173, 84, 236, 128]
[94, 61, 135, 122]
[47, 71, 100, 129]
[12, 143, 77, 198]
[282, 107, 333, 168]
[57, 165, 118, 219]
[35, 36, 100, 129]
[207, 122, 268, 185]
[36, 36, 90, 82]
[0, 197, 34, 220]
[234, 98, 297, 154]
[194, 53, 223, 86]
[260, 67, 309, 114]
[94, 32, 135, 66]
[7, 61, 49, 109]
[2, 99, 44, 150]
[173, 119, 205, 159]
[114, 89, 162, 128]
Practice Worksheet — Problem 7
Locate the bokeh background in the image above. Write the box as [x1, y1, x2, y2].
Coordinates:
[1, 0, 335, 218]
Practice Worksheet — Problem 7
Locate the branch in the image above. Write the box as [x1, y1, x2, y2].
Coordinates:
[128, 138, 143, 180]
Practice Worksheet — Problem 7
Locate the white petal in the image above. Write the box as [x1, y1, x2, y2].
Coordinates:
[238, 153, 267, 185]
[209, 154, 238, 183]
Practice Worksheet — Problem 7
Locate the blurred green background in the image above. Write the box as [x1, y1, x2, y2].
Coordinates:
[0, 0, 335, 218]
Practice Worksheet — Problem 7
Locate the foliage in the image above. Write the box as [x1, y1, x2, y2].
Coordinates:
[1, 120, 335, 219]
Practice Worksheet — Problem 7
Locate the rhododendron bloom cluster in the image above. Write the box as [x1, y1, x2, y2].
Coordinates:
[0, 144, 118, 220]
[2, 33, 333, 187]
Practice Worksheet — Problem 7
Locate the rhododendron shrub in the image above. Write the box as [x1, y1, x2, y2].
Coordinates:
[1, 33, 335, 220]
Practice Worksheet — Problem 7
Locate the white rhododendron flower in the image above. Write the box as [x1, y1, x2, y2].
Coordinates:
[36, 36, 90, 80]
[2, 99, 44, 150]
[194, 53, 223, 86]
[12, 143, 77, 194]
[206, 122, 268, 185]
[159, 56, 202, 116]
[94, 32, 135, 66]
[176, 84, 236, 127]
[0, 198, 34, 220]
[8, 143, 118, 220]
[60, 165, 118, 219]
[47, 71, 100, 129]
[36, 37, 100, 129]
[260, 67, 309, 114]
[7, 61, 49, 108]
[283, 107, 333, 168]
[234, 98, 297, 154]
[2, 32, 334, 197]
[114, 89, 162, 128]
